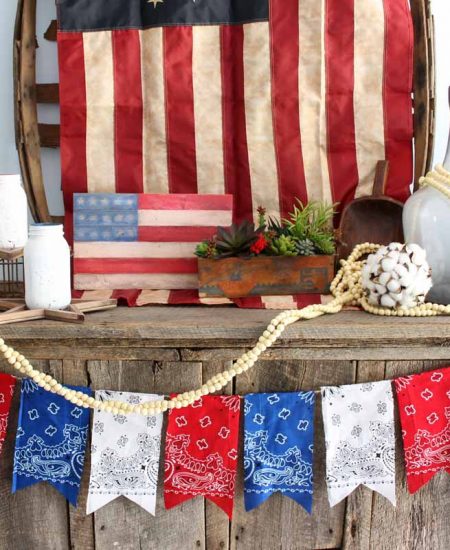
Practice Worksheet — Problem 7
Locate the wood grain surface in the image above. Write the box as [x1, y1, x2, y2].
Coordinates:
[0, 308, 449, 549]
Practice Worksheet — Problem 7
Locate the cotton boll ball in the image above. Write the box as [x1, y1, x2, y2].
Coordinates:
[361, 243, 432, 309]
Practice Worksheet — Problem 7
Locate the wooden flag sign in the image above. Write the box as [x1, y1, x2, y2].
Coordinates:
[73, 193, 233, 290]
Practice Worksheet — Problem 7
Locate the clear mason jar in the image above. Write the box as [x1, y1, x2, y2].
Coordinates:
[24, 224, 71, 310]
[0, 174, 28, 250]
[403, 177, 450, 305]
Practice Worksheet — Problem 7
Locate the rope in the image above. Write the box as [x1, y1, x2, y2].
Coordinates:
[1, 242, 450, 415]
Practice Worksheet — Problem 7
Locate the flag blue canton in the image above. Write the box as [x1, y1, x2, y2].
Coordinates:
[12, 380, 92, 506]
[243, 391, 315, 512]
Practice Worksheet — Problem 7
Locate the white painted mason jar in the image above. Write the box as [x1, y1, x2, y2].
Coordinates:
[0, 174, 28, 250]
[24, 224, 71, 310]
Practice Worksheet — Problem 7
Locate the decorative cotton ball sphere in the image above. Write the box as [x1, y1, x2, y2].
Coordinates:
[361, 242, 432, 309]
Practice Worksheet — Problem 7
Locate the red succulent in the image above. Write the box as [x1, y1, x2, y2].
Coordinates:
[250, 234, 268, 255]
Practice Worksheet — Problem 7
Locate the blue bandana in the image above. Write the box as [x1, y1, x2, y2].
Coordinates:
[243, 391, 315, 512]
[12, 380, 91, 506]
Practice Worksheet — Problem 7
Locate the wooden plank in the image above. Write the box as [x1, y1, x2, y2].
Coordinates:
[342, 361, 386, 550]
[38, 123, 60, 148]
[230, 360, 356, 550]
[36, 83, 59, 103]
[0, 361, 71, 550]
[367, 361, 450, 550]
[202, 360, 233, 550]
[87, 360, 206, 550]
[63, 360, 95, 550]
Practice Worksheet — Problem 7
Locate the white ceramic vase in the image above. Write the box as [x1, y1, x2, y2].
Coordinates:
[0, 174, 28, 250]
[402, 121, 450, 304]
[24, 224, 71, 310]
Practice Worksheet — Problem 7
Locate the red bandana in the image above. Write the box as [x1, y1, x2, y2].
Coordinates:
[395, 366, 450, 493]
[0, 373, 16, 456]
[164, 395, 241, 518]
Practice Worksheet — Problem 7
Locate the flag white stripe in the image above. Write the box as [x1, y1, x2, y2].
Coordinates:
[140, 28, 169, 194]
[74, 273, 198, 290]
[353, 0, 386, 198]
[74, 242, 196, 259]
[192, 26, 225, 194]
[137, 209, 231, 227]
[83, 31, 116, 193]
[243, 22, 280, 221]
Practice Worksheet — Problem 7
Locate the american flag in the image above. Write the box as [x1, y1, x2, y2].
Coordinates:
[59, 0, 414, 308]
[73, 193, 233, 291]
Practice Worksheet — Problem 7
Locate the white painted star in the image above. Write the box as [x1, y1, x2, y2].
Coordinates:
[148, 0, 164, 8]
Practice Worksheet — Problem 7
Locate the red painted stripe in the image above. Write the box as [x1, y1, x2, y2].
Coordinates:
[233, 297, 264, 308]
[294, 294, 322, 308]
[220, 26, 253, 224]
[138, 226, 217, 242]
[58, 32, 87, 243]
[164, 27, 197, 193]
[138, 194, 233, 211]
[112, 30, 144, 193]
[169, 290, 201, 305]
[325, 0, 359, 210]
[270, 0, 307, 217]
[383, 0, 414, 201]
[74, 258, 198, 274]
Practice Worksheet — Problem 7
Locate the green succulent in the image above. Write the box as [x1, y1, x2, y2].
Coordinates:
[295, 238, 316, 256]
[215, 221, 262, 258]
[270, 234, 297, 256]
[195, 240, 217, 258]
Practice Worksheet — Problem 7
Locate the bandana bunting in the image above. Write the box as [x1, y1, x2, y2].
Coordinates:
[87, 390, 163, 514]
[243, 391, 315, 512]
[164, 395, 241, 518]
[0, 373, 16, 459]
[12, 380, 91, 506]
[321, 380, 396, 506]
[395, 366, 450, 493]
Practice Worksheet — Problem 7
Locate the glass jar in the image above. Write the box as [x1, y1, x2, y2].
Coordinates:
[403, 176, 450, 305]
[24, 224, 71, 310]
[0, 174, 28, 250]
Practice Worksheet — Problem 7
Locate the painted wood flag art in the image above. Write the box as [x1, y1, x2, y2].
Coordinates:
[73, 193, 233, 290]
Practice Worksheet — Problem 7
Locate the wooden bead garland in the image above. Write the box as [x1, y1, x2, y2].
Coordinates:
[1, 242, 450, 414]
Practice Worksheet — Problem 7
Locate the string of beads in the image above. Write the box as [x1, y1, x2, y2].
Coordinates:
[419, 164, 450, 200]
[1, 242, 450, 415]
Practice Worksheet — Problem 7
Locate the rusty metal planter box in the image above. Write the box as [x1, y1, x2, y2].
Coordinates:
[198, 255, 335, 298]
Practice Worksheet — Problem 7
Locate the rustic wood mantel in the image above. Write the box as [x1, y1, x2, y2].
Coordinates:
[0, 307, 449, 550]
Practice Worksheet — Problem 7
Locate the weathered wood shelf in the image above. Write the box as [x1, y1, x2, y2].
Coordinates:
[0, 307, 449, 550]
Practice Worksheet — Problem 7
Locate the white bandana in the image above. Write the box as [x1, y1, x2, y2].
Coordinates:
[321, 380, 395, 507]
[87, 390, 163, 515]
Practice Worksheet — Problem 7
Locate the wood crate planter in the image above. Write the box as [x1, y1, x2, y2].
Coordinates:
[198, 255, 335, 298]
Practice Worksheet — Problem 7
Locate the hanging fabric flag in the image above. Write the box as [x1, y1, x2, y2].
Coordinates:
[164, 395, 240, 518]
[243, 391, 315, 512]
[12, 380, 91, 506]
[322, 380, 395, 506]
[395, 366, 450, 493]
[0, 373, 16, 457]
[87, 390, 163, 514]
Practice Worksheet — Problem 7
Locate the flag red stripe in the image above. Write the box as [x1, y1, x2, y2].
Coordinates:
[137, 226, 218, 242]
[270, 0, 307, 217]
[74, 258, 198, 274]
[112, 30, 144, 193]
[169, 290, 202, 305]
[383, 0, 414, 201]
[58, 32, 87, 243]
[221, 26, 253, 224]
[164, 27, 197, 193]
[138, 194, 233, 211]
[325, 0, 359, 208]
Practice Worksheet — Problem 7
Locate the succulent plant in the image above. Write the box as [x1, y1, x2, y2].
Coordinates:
[270, 235, 297, 256]
[361, 242, 433, 309]
[295, 238, 315, 256]
[195, 239, 217, 258]
[215, 221, 262, 258]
